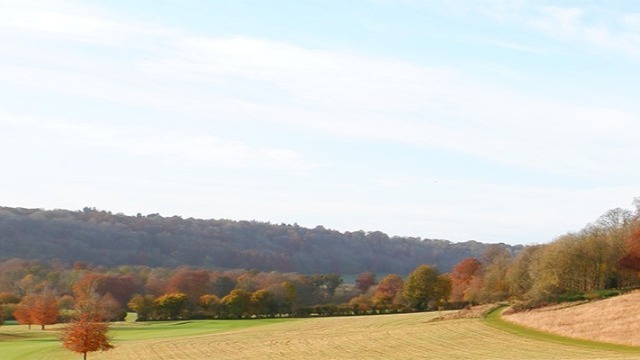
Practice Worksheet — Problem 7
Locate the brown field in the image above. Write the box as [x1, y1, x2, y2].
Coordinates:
[88, 311, 640, 360]
[504, 290, 640, 346]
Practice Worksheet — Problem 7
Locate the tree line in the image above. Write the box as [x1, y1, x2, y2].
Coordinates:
[447, 202, 640, 309]
[0, 259, 455, 327]
[0, 206, 518, 274]
[3, 202, 639, 328]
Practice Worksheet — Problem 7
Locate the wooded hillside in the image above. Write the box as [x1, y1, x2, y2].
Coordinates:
[0, 206, 517, 274]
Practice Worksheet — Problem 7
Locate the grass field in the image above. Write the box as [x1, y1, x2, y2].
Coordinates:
[2, 309, 640, 359]
[503, 290, 640, 346]
[0, 319, 289, 360]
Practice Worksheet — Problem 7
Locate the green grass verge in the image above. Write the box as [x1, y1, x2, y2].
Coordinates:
[485, 305, 640, 353]
[0, 318, 296, 360]
[109, 318, 295, 341]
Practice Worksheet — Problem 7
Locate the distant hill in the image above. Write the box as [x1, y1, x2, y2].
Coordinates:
[0, 206, 521, 274]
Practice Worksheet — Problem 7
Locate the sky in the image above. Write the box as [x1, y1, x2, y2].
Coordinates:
[1, 0, 640, 245]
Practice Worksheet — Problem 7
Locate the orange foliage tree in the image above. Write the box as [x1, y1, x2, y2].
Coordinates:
[73, 273, 129, 321]
[371, 274, 404, 310]
[61, 313, 113, 360]
[13, 301, 34, 329]
[166, 268, 210, 303]
[619, 227, 640, 271]
[31, 291, 59, 330]
[449, 257, 483, 303]
[14, 292, 59, 330]
[355, 272, 377, 293]
[155, 293, 188, 320]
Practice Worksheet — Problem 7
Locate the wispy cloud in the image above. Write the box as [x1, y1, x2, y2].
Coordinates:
[470, 36, 549, 54]
[3, 1, 640, 181]
[0, 0, 173, 47]
[465, 1, 640, 57]
[2, 0, 640, 243]
[0, 112, 319, 173]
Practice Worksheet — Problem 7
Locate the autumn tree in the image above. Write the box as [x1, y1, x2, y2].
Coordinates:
[32, 291, 60, 330]
[70, 272, 137, 312]
[127, 294, 156, 321]
[95, 293, 124, 322]
[15, 292, 59, 330]
[95, 275, 137, 309]
[13, 301, 34, 329]
[281, 281, 300, 314]
[0, 292, 20, 305]
[270, 281, 297, 315]
[250, 289, 277, 316]
[371, 274, 404, 310]
[403, 265, 450, 311]
[221, 289, 251, 318]
[166, 268, 210, 304]
[449, 258, 482, 303]
[61, 313, 113, 360]
[323, 273, 344, 298]
[433, 274, 452, 309]
[198, 294, 221, 318]
[619, 227, 640, 271]
[73, 274, 126, 321]
[348, 294, 371, 315]
[475, 245, 511, 303]
[504, 245, 541, 299]
[211, 276, 237, 298]
[155, 293, 188, 320]
[306, 273, 343, 302]
[355, 272, 377, 293]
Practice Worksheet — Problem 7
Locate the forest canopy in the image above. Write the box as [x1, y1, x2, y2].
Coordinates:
[0, 206, 517, 274]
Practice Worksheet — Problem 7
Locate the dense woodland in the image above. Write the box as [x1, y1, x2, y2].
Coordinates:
[2, 202, 640, 327]
[0, 206, 516, 274]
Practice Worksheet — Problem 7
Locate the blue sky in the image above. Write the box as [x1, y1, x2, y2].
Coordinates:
[1, 0, 640, 245]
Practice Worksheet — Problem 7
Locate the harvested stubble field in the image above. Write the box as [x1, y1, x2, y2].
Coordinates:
[504, 290, 640, 347]
[3, 308, 640, 360]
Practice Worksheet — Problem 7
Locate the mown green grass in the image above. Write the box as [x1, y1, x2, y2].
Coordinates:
[0, 318, 293, 360]
[0, 326, 68, 360]
[109, 318, 294, 341]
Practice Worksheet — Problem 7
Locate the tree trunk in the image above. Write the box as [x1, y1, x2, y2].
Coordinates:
[83, 352, 87, 360]
[41, 324, 45, 330]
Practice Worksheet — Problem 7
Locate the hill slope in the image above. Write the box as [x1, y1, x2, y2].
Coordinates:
[0, 206, 519, 273]
[504, 291, 640, 346]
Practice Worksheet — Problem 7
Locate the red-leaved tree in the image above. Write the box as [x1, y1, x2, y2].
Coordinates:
[619, 227, 640, 271]
[61, 313, 113, 360]
[13, 301, 34, 329]
[14, 292, 59, 330]
[355, 272, 377, 293]
[449, 257, 483, 303]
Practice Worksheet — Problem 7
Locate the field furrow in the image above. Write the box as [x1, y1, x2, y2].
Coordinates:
[84, 312, 640, 360]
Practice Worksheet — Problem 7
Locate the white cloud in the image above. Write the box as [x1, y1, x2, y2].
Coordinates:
[469, 1, 640, 57]
[0, 111, 318, 173]
[4, 2, 640, 182]
[0, 0, 173, 47]
[132, 34, 640, 181]
[2, 0, 640, 244]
